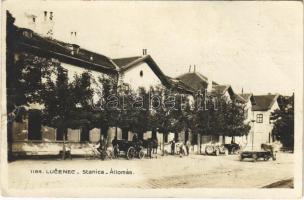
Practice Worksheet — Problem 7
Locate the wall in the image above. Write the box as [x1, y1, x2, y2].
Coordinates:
[246, 101, 279, 150]
[61, 62, 112, 103]
[121, 63, 162, 91]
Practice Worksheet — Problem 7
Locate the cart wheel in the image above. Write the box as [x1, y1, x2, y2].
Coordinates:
[127, 147, 135, 160]
[252, 153, 257, 162]
[215, 149, 220, 156]
[205, 145, 214, 155]
[138, 150, 145, 159]
[264, 156, 270, 161]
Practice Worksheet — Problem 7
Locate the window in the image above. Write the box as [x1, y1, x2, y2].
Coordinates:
[139, 70, 143, 77]
[256, 114, 263, 123]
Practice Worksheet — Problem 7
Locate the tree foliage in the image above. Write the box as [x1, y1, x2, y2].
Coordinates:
[271, 95, 294, 150]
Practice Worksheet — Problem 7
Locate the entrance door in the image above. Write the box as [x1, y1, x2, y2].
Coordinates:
[28, 109, 42, 140]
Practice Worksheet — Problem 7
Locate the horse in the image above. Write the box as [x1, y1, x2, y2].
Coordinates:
[261, 141, 282, 160]
[142, 138, 158, 157]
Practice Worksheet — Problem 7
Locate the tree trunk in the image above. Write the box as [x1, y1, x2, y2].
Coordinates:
[152, 128, 157, 139]
[101, 126, 109, 147]
[56, 126, 64, 141]
[185, 129, 189, 144]
[62, 128, 68, 160]
[174, 132, 178, 142]
[122, 128, 128, 140]
[164, 132, 168, 143]
[162, 131, 168, 156]
[138, 132, 144, 140]
[80, 126, 90, 142]
[197, 132, 201, 154]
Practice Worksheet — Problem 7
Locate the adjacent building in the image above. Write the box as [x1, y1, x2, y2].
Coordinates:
[249, 94, 280, 150]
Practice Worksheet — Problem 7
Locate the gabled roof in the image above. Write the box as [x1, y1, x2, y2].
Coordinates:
[166, 76, 195, 94]
[13, 26, 117, 74]
[239, 93, 252, 102]
[211, 85, 247, 103]
[252, 94, 279, 111]
[112, 55, 194, 94]
[112, 56, 142, 68]
[113, 55, 184, 91]
[212, 84, 230, 95]
[176, 72, 209, 91]
[239, 93, 256, 105]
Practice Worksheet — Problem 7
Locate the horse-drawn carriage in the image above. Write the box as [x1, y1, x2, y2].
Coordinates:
[113, 139, 145, 160]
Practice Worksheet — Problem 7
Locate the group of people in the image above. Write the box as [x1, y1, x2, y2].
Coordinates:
[95, 133, 193, 159]
[170, 140, 191, 156]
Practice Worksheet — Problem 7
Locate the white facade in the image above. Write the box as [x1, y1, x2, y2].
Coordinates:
[245, 101, 279, 150]
[121, 63, 162, 91]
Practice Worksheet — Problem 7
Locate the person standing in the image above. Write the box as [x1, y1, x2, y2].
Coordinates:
[171, 140, 175, 155]
[186, 140, 191, 156]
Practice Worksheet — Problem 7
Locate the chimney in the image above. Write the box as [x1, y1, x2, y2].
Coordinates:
[189, 65, 192, 72]
[242, 88, 244, 94]
[26, 13, 37, 31]
[49, 11, 53, 21]
[207, 79, 213, 92]
[194, 65, 196, 72]
[207, 77, 213, 93]
[70, 31, 77, 44]
[142, 49, 147, 55]
[44, 11, 47, 21]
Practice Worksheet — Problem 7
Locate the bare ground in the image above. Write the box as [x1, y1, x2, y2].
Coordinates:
[7, 152, 293, 190]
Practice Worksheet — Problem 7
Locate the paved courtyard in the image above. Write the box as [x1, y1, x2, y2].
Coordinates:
[7, 152, 293, 190]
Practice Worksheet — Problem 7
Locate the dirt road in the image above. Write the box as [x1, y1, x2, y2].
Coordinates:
[7, 152, 293, 190]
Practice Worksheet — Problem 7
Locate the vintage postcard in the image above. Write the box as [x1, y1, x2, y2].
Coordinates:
[0, 0, 303, 198]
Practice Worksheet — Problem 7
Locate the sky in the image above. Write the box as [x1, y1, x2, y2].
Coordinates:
[4, 1, 303, 95]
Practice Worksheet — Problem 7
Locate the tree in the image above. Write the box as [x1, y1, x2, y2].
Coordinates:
[126, 87, 151, 140]
[40, 64, 94, 141]
[217, 96, 251, 141]
[193, 91, 251, 153]
[271, 94, 294, 151]
[92, 75, 119, 144]
[6, 49, 59, 160]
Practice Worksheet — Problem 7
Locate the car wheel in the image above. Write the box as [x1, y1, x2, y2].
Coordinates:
[205, 145, 214, 155]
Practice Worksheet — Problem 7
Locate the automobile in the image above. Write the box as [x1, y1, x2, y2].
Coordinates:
[240, 150, 275, 162]
[205, 143, 228, 156]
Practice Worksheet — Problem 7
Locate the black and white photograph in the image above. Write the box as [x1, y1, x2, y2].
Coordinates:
[0, 0, 303, 198]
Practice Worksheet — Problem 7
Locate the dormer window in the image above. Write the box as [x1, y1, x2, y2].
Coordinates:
[67, 44, 80, 55]
[140, 70, 143, 77]
[22, 30, 33, 39]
